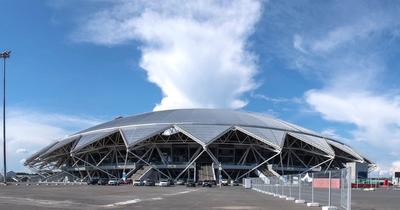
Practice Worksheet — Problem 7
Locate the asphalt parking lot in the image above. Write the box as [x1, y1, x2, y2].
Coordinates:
[352, 188, 400, 210]
[0, 184, 399, 210]
[0, 184, 311, 210]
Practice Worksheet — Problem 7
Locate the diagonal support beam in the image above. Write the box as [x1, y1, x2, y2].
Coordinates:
[72, 155, 117, 178]
[174, 148, 205, 181]
[154, 145, 167, 165]
[301, 157, 333, 174]
[127, 150, 171, 179]
[96, 150, 113, 167]
[237, 151, 280, 180]
[324, 158, 334, 173]
[204, 147, 232, 180]
[125, 146, 154, 177]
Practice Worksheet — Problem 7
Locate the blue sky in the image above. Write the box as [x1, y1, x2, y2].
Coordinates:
[1, 0, 400, 175]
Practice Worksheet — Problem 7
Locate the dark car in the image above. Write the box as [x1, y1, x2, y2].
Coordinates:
[186, 179, 196, 187]
[97, 178, 109, 185]
[202, 180, 213, 187]
[87, 178, 99, 185]
[119, 178, 132, 185]
[144, 179, 155, 186]
[230, 180, 239, 186]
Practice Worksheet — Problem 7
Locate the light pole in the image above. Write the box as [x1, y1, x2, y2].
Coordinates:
[0, 50, 10, 185]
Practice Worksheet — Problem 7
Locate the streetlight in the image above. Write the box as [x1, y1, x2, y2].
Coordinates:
[0, 50, 10, 185]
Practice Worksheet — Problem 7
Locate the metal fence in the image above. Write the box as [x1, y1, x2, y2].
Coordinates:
[249, 168, 351, 210]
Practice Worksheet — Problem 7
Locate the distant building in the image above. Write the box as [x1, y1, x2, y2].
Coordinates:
[393, 172, 400, 185]
[346, 162, 369, 181]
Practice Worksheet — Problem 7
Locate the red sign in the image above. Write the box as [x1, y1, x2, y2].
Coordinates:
[312, 178, 341, 189]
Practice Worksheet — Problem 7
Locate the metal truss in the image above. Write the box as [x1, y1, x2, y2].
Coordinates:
[27, 125, 361, 182]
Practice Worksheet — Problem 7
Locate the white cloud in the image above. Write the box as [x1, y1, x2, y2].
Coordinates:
[0, 108, 100, 172]
[390, 160, 400, 173]
[309, 20, 383, 53]
[305, 89, 400, 168]
[306, 90, 400, 132]
[16, 148, 28, 154]
[293, 34, 307, 54]
[320, 128, 346, 142]
[74, 0, 261, 111]
[19, 159, 27, 165]
[252, 93, 302, 104]
[271, 1, 400, 171]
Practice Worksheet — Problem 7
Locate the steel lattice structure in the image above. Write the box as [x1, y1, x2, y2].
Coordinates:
[24, 109, 373, 182]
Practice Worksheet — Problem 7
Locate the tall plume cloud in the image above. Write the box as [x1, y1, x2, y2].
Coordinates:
[74, 0, 261, 111]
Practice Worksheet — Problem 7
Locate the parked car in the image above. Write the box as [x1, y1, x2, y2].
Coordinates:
[159, 179, 170, 187]
[108, 179, 119, 186]
[202, 180, 213, 187]
[87, 178, 99, 185]
[97, 178, 109, 185]
[144, 179, 155, 186]
[119, 178, 132, 185]
[132, 180, 143, 186]
[221, 179, 229, 186]
[186, 179, 196, 187]
[230, 180, 239, 186]
[175, 179, 185, 185]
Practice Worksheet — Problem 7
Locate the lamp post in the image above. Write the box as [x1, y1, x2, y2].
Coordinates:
[0, 50, 10, 185]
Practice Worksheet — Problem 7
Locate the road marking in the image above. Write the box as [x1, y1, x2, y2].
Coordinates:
[0, 189, 198, 209]
[104, 189, 198, 208]
[162, 189, 198, 196]
[104, 199, 142, 207]
[213, 207, 258, 210]
[0, 196, 87, 209]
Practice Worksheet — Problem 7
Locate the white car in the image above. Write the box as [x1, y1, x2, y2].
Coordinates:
[159, 180, 170, 187]
[132, 180, 142, 186]
[175, 179, 185, 185]
[108, 179, 119, 185]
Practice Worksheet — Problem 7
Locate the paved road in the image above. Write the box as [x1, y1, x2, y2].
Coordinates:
[352, 189, 400, 210]
[0, 184, 399, 210]
[0, 184, 311, 210]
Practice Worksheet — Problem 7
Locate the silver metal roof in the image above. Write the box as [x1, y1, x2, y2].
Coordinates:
[237, 126, 285, 150]
[71, 130, 116, 153]
[175, 124, 232, 146]
[24, 141, 59, 165]
[76, 109, 297, 134]
[121, 124, 172, 147]
[326, 139, 364, 161]
[288, 132, 335, 157]
[39, 136, 79, 158]
[26, 109, 370, 164]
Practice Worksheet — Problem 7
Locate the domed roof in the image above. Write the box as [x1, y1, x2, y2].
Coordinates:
[26, 109, 371, 165]
[77, 109, 313, 134]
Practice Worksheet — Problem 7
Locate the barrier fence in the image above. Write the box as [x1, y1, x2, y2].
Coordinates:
[249, 168, 351, 210]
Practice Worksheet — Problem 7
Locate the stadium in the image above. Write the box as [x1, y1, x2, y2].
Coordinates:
[24, 109, 372, 183]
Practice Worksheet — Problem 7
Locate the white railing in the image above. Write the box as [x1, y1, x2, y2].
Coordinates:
[248, 167, 351, 210]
